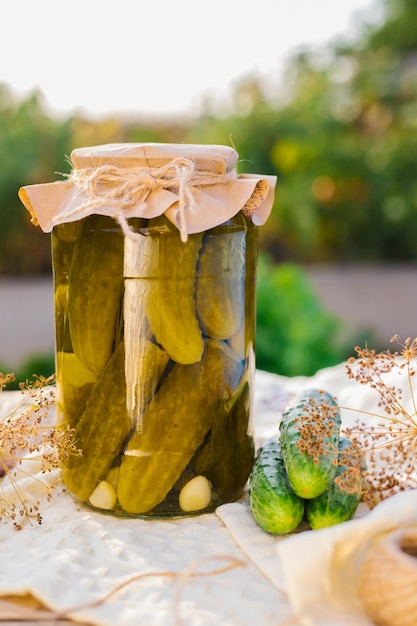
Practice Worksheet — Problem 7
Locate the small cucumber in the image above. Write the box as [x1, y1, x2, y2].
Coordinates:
[52, 224, 81, 354]
[133, 215, 204, 365]
[193, 379, 255, 502]
[249, 438, 304, 535]
[195, 218, 245, 340]
[68, 215, 124, 376]
[279, 388, 341, 499]
[117, 340, 244, 514]
[56, 351, 97, 428]
[62, 341, 131, 502]
[306, 437, 365, 529]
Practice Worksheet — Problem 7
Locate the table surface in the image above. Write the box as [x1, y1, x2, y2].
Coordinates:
[0, 595, 82, 625]
[0, 368, 295, 626]
[1, 363, 398, 626]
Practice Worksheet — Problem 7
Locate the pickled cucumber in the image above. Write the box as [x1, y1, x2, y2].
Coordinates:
[117, 340, 244, 514]
[124, 333, 170, 430]
[123, 231, 170, 427]
[241, 214, 258, 356]
[54, 282, 73, 354]
[52, 224, 81, 354]
[62, 341, 131, 502]
[194, 379, 254, 501]
[196, 220, 246, 340]
[56, 351, 97, 428]
[53, 221, 82, 244]
[68, 215, 124, 375]
[130, 216, 204, 365]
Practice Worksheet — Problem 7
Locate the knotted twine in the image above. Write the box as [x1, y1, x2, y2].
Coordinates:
[57, 156, 236, 242]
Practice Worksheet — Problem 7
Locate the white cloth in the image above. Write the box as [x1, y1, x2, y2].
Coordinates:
[0, 460, 289, 626]
[1, 364, 417, 625]
[218, 492, 417, 626]
[18, 143, 277, 236]
[218, 364, 417, 626]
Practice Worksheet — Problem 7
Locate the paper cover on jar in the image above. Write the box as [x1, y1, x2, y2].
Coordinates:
[18, 143, 277, 242]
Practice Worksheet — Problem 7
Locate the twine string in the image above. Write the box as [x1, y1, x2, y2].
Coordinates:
[47, 555, 246, 626]
[175, 162, 194, 242]
[54, 157, 235, 242]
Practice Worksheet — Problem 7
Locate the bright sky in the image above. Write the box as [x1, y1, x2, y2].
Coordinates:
[2, 0, 380, 120]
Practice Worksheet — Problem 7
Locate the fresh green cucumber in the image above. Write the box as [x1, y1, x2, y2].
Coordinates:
[249, 438, 304, 535]
[306, 437, 365, 529]
[279, 388, 341, 499]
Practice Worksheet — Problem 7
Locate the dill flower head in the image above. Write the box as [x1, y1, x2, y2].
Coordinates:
[0, 372, 78, 529]
[343, 335, 417, 507]
[293, 397, 340, 465]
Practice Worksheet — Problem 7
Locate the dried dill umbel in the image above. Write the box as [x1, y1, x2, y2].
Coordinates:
[0, 372, 79, 529]
[294, 399, 341, 465]
[341, 335, 417, 508]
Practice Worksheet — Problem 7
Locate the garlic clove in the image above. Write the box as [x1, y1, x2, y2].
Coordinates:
[179, 475, 212, 512]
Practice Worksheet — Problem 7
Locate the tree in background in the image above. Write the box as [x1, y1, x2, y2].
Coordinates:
[0, 85, 195, 274]
[255, 257, 359, 376]
[1, 0, 417, 272]
[252, 0, 417, 262]
[1, 0, 417, 377]
[0, 86, 73, 273]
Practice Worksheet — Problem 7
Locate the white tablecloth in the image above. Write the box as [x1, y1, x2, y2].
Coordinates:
[1, 364, 417, 626]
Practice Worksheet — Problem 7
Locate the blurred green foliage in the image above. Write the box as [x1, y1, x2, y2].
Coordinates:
[1, 0, 416, 272]
[0, 0, 415, 377]
[0, 352, 55, 390]
[256, 256, 359, 376]
[1, 259, 357, 381]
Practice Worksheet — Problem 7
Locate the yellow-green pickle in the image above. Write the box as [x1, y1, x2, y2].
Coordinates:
[18, 142, 276, 518]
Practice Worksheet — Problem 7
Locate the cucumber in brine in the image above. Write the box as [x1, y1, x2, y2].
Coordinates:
[68, 215, 124, 376]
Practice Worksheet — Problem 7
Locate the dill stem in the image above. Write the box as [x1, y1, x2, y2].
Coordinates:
[406, 362, 417, 427]
[338, 405, 392, 420]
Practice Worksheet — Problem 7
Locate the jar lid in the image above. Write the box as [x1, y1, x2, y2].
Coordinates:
[19, 142, 277, 240]
[71, 142, 238, 173]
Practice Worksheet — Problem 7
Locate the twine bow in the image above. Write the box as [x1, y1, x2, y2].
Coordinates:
[56, 157, 234, 242]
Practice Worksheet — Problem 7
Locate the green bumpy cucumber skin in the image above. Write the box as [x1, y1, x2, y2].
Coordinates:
[117, 340, 244, 514]
[306, 437, 365, 529]
[68, 215, 124, 376]
[136, 216, 204, 365]
[195, 221, 245, 340]
[279, 389, 341, 499]
[62, 341, 131, 502]
[249, 438, 304, 535]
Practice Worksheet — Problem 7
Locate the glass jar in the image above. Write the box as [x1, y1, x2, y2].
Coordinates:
[19, 142, 276, 518]
[52, 211, 257, 517]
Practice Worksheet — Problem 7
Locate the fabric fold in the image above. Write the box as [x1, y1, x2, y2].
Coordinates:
[217, 493, 417, 626]
[18, 143, 277, 238]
